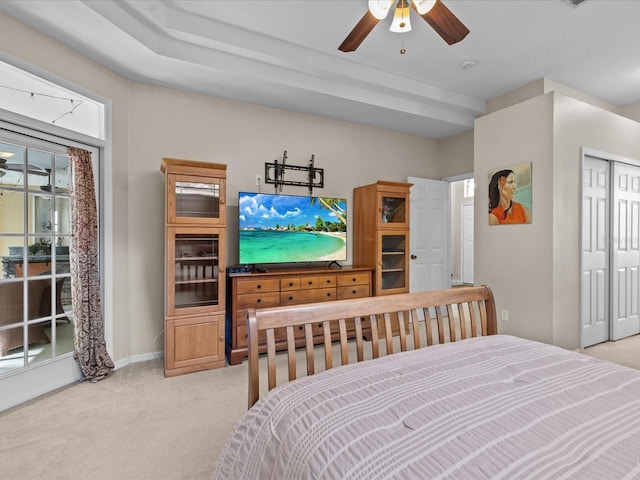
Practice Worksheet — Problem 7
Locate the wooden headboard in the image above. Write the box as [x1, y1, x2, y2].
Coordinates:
[247, 285, 497, 407]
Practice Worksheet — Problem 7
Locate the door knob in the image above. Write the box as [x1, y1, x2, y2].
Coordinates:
[411, 254, 417, 259]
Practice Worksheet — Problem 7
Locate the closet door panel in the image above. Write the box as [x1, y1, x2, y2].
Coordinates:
[581, 156, 609, 347]
[611, 162, 640, 341]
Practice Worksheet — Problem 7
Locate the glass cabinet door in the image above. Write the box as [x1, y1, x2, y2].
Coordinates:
[168, 229, 225, 315]
[378, 192, 409, 227]
[168, 174, 225, 225]
[378, 231, 408, 294]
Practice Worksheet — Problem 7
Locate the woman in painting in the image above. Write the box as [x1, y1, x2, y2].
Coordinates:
[488, 169, 531, 225]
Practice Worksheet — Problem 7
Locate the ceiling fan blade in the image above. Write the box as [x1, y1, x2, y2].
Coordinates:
[0, 162, 50, 176]
[413, 0, 469, 45]
[338, 10, 380, 52]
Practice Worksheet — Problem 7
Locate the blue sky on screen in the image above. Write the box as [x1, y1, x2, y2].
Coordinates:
[238, 193, 345, 229]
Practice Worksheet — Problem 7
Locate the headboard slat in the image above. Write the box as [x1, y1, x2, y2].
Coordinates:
[286, 325, 296, 381]
[338, 318, 348, 365]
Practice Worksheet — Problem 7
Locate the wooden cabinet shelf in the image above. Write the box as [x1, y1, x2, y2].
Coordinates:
[226, 266, 372, 365]
[175, 279, 219, 285]
[161, 158, 227, 377]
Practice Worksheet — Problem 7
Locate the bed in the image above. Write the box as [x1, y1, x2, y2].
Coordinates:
[213, 286, 640, 479]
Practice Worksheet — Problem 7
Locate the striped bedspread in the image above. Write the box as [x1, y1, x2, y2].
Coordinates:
[212, 335, 640, 479]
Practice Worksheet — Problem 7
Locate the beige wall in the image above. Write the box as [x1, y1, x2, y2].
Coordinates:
[0, 192, 22, 256]
[623, 102, 640, 123]
[439, 130, 474, 179]
[2, 11, 474, 363]
[475, 94, 555, 344]
[127, 83, 445, 357]
[475, 91, 640, 350]
[487, 78, 622, 117]
[552, 93, 640, 348]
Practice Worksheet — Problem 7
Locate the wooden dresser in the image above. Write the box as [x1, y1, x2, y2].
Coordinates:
[226, 266, 372, 365]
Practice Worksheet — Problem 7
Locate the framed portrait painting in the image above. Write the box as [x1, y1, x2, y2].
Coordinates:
[488, 162, 532, 225]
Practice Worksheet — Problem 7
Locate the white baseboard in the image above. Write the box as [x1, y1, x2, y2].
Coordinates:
[114, 351, 164, 370]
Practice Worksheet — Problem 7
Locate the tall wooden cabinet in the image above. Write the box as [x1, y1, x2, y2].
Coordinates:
[161, 158, 227, 377]
[353, 181, 412, 296]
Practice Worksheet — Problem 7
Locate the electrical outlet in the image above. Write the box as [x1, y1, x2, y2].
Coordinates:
[501, 309, 509, 321]
[255, 174, 263, 186]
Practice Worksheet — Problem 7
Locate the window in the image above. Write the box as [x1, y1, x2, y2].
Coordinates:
[0, 133, 84, 373]
[0, 60, 104, 139]
[464, 178, 475, 198]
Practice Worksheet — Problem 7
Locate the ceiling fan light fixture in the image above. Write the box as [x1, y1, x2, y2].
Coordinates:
[411, 0, 436, 15]
[368, 0, 394, 19]
[390, 0, 412, 33]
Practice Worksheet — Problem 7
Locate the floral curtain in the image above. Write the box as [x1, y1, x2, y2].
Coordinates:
[68, 147, 114, 382]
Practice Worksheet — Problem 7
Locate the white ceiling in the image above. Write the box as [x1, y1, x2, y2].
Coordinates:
[1, 0, 639, 139]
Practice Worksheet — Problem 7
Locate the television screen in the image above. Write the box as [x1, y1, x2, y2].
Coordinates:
[238, 192, 347, 265]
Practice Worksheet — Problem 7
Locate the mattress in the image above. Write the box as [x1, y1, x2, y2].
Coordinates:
[213, 335, 640, 479]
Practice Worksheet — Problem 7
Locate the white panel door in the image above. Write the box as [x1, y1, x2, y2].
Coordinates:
[581, 156, 609, 347]
[462, 203, 474, 285]
[611, 162, 640, 340]
[408, 177, 450, 293]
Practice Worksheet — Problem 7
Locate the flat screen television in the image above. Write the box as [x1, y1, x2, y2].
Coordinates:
[238, 192, 347, 265]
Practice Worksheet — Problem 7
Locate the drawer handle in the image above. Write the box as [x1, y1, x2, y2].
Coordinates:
[326, 279, 331, 284]
[326, 292, 331, 297]
[352, 277, 357, 282]
[289, 282, 293, 286]
[257, 284, 262, 289]
[288, 296, 293, 300]
[257, 298, 262, 304]
[298, 325, 304, 331]
[308, 281, 313, 285]
[352, 289, 356, 294]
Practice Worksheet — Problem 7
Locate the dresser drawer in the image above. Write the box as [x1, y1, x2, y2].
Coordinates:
[236, 292, 281, 311]
[299, 275, 319, 289]
[337, 284, 370, 300]
[317, 274, 337, 288]
[236, 278, 280, 295]
[280, 277, 301, 291]
[279, 276, 335, 291]
[281, 287, 336, 306]
[337, 272, 370, 287]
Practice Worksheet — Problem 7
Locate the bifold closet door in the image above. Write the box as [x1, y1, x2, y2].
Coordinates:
[611, 162, 640, 341]
[582, 156, 609, 347]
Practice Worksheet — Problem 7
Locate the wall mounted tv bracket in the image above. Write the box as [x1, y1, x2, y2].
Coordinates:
[265, 150, 324, 195]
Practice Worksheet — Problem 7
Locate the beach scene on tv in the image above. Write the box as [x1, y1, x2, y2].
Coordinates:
[238, 192, 347, 264]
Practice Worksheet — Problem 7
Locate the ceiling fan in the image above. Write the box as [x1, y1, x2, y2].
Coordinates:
[339, 0, 469, 53]
[40, 168, 54, 192]
[39, 168, 67, 193]
[0, 158, 49, 177]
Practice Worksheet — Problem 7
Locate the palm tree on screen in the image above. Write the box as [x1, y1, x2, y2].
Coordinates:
[310, 197, 346, 225]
